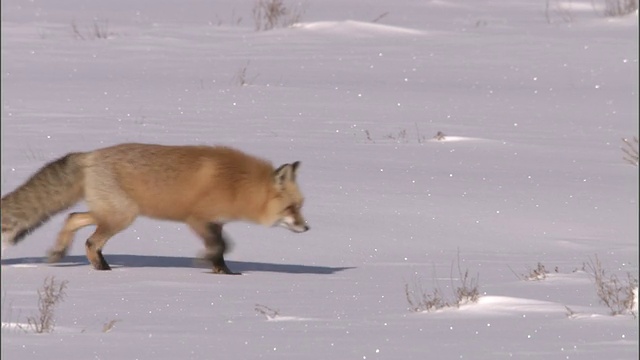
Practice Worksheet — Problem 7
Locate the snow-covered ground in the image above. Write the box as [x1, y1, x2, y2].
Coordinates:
[1, 1, 638, 359]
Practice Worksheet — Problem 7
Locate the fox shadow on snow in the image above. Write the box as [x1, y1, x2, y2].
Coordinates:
[1, 255, 354, 275]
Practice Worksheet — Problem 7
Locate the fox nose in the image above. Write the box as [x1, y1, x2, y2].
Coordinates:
[293, 222, 310, 233]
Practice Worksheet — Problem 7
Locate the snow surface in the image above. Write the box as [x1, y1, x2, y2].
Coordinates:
[1, 0, 638, 359]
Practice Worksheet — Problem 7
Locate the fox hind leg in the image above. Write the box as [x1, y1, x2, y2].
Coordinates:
[80, 179, 138, 270]
[83, 209, 136, 271]
[48, 212, 97, 263]
[85, 225, 117, 270]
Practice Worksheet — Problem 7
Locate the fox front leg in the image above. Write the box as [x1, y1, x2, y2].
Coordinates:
[204, 223, 237, 275]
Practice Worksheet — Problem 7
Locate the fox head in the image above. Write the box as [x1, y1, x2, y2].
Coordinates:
[266, 161, 309, 233]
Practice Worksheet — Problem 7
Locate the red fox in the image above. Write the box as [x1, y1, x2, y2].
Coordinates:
[1, 143, 309, 274]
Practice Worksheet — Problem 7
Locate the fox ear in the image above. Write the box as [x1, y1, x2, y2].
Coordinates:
[291, 161, 301, 174]
[274, 162, 300, 187]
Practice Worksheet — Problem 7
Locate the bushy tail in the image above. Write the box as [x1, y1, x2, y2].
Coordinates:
[1, 152, 86, 248]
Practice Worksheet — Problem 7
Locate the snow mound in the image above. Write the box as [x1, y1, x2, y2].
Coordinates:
[427, 134, 496, 143]
[457, 296, 563, 315]
[291, 20, 425, 36]
[267, 316, 317, 322]
[428, 136, 482, 142]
